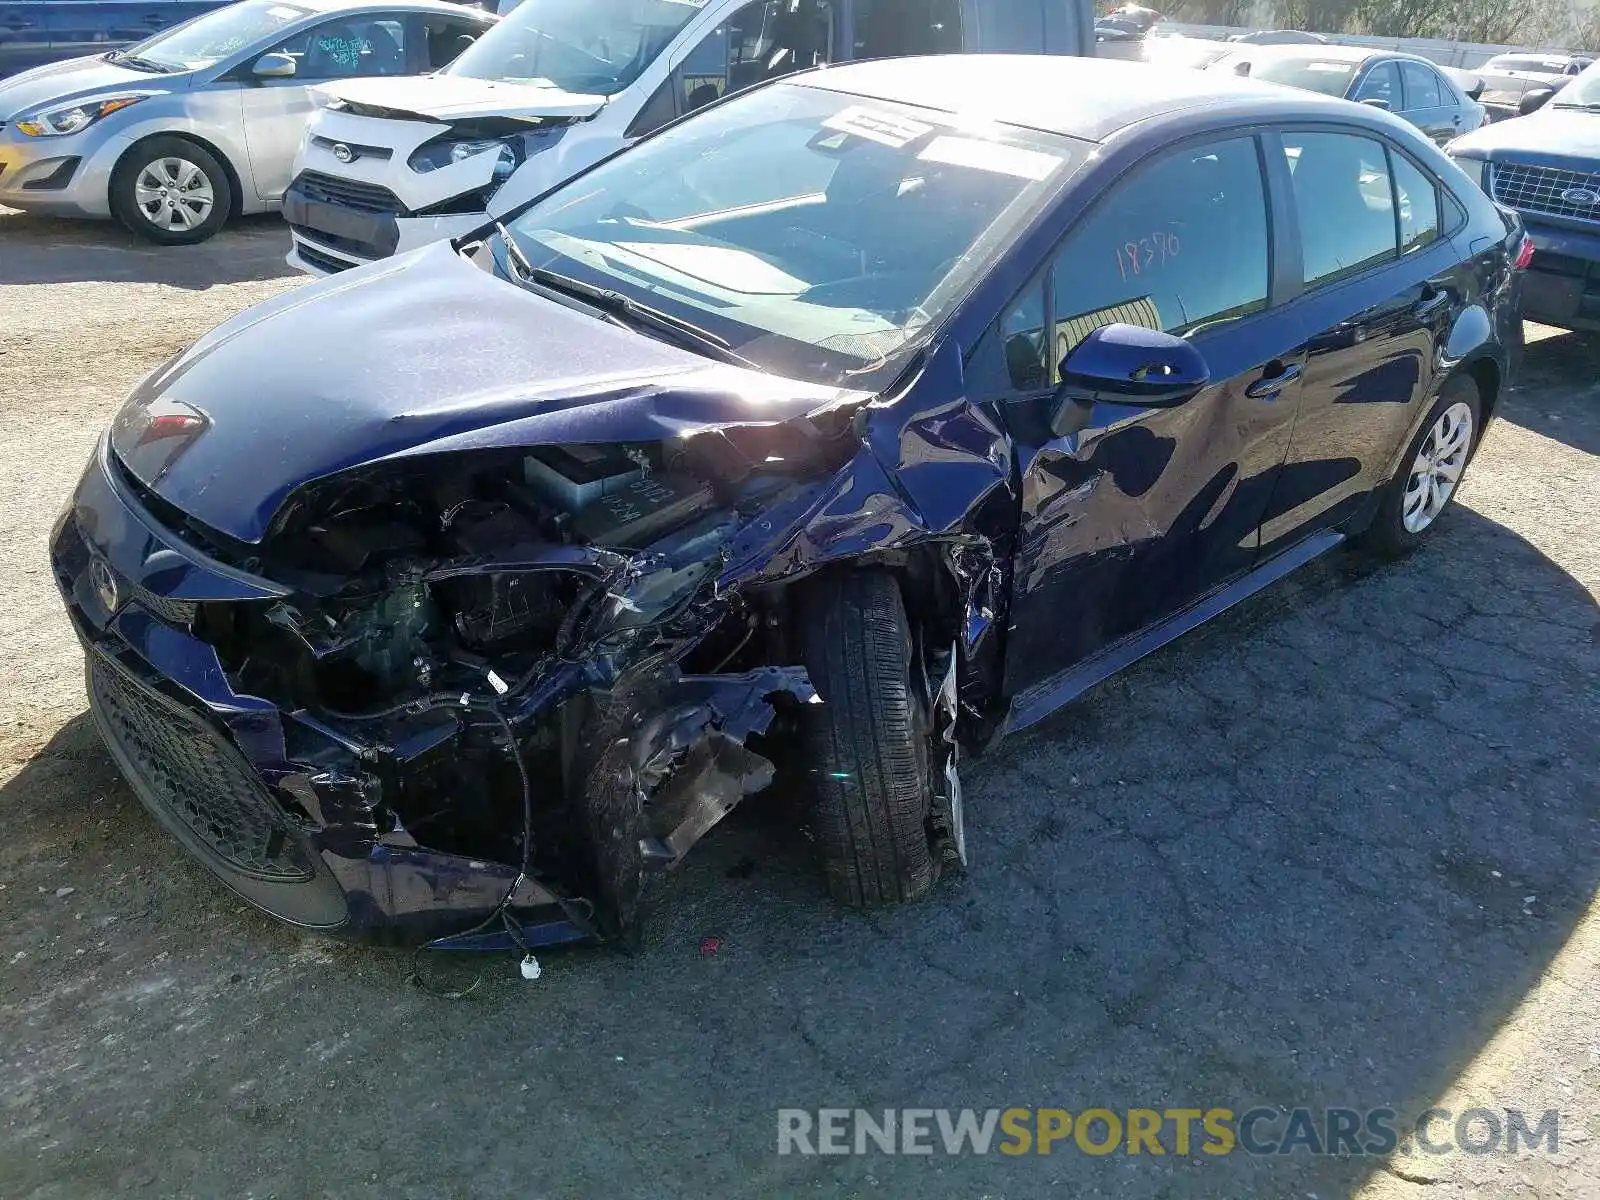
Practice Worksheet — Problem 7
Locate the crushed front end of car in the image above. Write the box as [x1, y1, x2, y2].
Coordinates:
[48, 242, 1015, 949]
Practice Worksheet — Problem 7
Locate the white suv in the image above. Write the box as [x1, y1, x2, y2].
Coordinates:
[283, 0, 1094, 275]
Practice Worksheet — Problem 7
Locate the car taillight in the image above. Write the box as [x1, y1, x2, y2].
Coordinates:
[1514, 233, 1535, 270]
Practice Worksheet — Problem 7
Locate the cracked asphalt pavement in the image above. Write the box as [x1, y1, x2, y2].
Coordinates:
[0, 209, 1596, 1199]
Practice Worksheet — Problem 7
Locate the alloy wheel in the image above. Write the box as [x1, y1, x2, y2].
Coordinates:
[1402, 400, 1474, 533]
[133, 157, 215, 232]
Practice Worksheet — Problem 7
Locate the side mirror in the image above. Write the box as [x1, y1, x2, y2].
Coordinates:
[1048, 323, 1209, 436]
[1465, 79, 1485, 100]
[1519, 87, 1555, 115]
[253, 52, 297, 79]
[1359, 96, 1392, 111]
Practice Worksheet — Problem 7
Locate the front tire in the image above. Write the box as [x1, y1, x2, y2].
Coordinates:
[110, 136, 231, 245]
[1359, 374, 1481, 558]
[795, 571, 938, 906]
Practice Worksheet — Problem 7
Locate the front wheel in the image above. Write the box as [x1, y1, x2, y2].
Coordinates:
[794, 571, 938, 906]
[110, 136, 231, 245]
[1359, 375, 1481, 557]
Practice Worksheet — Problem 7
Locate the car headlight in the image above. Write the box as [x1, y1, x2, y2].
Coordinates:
[15, 95, 145, 137]
[408, 138, 520, 180]
[1448, 152, 1488, 191]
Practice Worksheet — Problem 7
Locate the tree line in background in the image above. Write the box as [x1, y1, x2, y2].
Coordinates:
[1162, 0, 1599, 48]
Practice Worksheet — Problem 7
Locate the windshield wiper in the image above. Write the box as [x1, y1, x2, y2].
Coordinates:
[497, 235, 759, 370]
[1552, 100, 1600, 110]
[109, 51, 174, 73]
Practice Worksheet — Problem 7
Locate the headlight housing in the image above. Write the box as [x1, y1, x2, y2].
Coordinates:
[408, 138, 520, 181]
[16, 95, 146, 137]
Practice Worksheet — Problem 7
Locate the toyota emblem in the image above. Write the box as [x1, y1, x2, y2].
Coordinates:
[1561, 186, 1599, 207]
[89, 557, 121, 614]
[331, 142, 354, 164]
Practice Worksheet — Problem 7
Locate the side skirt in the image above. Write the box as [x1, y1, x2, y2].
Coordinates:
[1001, 528, 1346, 736]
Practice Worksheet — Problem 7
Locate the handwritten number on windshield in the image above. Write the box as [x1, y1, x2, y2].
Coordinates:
[1115, 231, 1180, 280]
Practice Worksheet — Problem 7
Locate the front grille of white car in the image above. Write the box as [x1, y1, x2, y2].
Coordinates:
[295, 170, 405, 216]
[1491, 162, 1600, 224]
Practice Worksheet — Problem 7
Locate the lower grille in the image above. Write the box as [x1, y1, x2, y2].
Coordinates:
[292, 169, 404, 215]
[1492, 162, 1600, 224]
[293, 239, 359, 274]
[288, 222, 373, 260]
[89, 652, 313, 881]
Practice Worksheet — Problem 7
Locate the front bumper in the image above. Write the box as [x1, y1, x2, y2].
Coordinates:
[283, 177, 483, 275]
[1519, 219, 1600, 331]
[0, 123, 126, 217]
[50, 441, 594, 947]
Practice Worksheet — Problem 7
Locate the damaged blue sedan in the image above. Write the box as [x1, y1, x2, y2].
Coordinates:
[51, 56, 1524, 950]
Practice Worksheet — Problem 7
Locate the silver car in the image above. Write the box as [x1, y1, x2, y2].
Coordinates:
[0, 0, 494, 244]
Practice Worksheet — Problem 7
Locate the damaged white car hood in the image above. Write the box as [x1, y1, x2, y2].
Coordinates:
[316, 73, 607, 122]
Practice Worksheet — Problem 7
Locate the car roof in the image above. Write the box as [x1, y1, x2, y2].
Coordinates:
[795, 55, 1372, 143]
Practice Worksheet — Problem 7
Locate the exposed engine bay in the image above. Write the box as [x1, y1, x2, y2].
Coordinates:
[177, 423, 865, 943]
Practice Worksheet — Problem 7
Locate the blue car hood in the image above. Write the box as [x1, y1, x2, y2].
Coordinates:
[0, 55, 180, 122]
[1451, 108, 1600, 162]
[109, 243, 859, 544]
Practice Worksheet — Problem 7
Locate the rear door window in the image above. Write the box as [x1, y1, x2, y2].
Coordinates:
[1281, 132, 1399, 287]
[852, 0, 961, 58]
[1400, 61, 1442, 108]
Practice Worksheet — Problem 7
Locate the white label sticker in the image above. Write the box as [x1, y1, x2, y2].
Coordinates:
[820, 105, 933, 149]
[917, 136, 1062, 181]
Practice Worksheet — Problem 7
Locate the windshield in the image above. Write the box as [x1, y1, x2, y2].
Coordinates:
[1556, 61, 1600, 106]
[448, 0, 706, 95]
[122, 0, 311, 71]
[502, 82, 1082, 388]
[1246, 55, 1358, 96]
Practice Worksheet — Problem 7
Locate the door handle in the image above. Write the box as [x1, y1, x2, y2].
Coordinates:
[3, 17, 33, 29]
[1245, 361, 1302, 399]
[1413, 287, 1450, 319]
[1452, 113, 1462, 124]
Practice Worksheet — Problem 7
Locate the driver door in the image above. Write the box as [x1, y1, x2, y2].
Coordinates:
[625, 0, 840, 138]
[984, 135, 1305, 698]
[237, 14, 410, 201]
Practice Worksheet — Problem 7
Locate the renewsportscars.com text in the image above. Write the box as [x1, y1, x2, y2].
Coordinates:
[777, 1107, 1562, 1157]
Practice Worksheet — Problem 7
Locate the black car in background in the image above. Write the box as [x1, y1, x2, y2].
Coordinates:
[1449, 59, 1600, 330]
[1218, 44, 1487, 145]
[49, 57, 1524, 948]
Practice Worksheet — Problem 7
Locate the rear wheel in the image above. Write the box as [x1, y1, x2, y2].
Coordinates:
[110, 136, 231, 245]
[794, 571, 938, 906]
[1359, 374, 1481, 557]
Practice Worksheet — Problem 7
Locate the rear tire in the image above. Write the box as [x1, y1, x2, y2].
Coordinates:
[795, 571, 937, 906]
[110, 136, 231, 246]
[1358, 374, 1481, 558]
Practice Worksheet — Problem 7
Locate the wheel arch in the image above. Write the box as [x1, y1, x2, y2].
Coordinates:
[111, 130, 246, 218]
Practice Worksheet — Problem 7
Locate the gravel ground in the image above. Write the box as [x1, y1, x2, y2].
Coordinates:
[0, 208, 1596, 1200]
